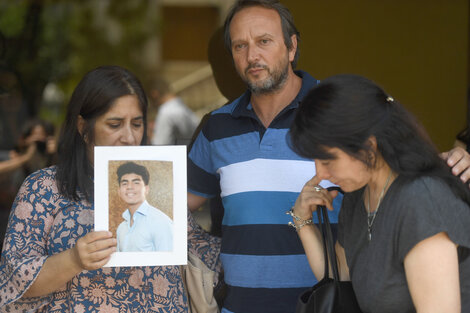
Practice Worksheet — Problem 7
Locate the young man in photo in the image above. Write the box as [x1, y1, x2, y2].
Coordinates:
[116, 161, 173, 252]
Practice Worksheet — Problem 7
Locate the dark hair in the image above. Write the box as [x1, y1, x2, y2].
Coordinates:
[223, 0, 300, 68]
[56, 65, 148, 202]
[117, 162, 150, 185]
[290, 74, 470, 202]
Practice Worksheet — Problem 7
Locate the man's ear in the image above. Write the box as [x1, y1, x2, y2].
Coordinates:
[145, 185, 150, 196]
[288, 34, 297, 63]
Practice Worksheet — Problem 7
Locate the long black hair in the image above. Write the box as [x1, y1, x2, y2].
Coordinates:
[56, 65, 148, 202]
[290, 74, 470, 203]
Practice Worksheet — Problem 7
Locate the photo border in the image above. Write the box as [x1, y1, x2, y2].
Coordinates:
[94, 145, 187, 267]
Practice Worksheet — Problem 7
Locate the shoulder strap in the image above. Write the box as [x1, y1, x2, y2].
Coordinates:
[316, 205, 340, 281]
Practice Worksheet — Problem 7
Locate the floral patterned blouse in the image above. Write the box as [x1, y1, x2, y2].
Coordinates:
[0, 166, 221, 312]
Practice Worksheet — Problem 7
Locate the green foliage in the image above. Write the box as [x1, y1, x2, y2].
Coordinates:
[0, 0, 161, 132]
[0, 1, 28, 37]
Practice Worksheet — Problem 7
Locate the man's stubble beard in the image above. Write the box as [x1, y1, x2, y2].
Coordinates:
[243, 56, 290, 95]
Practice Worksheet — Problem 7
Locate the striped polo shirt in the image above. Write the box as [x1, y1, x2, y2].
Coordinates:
[188, 71, 342, 313]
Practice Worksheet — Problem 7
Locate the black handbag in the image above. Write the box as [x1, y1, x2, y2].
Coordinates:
[295, 206, 363, 313]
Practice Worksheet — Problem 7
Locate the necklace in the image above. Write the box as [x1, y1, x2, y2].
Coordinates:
[366, 170, 392, 241]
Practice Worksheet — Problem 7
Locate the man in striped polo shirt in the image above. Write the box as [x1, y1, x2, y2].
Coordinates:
[187, 1, 340, 312]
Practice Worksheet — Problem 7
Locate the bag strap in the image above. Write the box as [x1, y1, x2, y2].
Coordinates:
[316, 205, 340, 281]
[316, 207, 329, 280]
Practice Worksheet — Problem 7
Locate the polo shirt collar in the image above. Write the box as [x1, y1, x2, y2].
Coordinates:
[231, 70, 317, 119]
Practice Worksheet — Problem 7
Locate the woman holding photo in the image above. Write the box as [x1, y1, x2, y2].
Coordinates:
[0, 65, 220, 312]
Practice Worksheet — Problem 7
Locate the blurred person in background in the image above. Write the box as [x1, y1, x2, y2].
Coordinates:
[12, 119, 57, 175]
[456, 128, 470, 152]
[0, 119, 56, 253]
[452, 89, 470, 152]
[148, 77, 200, 146]
[441, 89, 470, 186]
